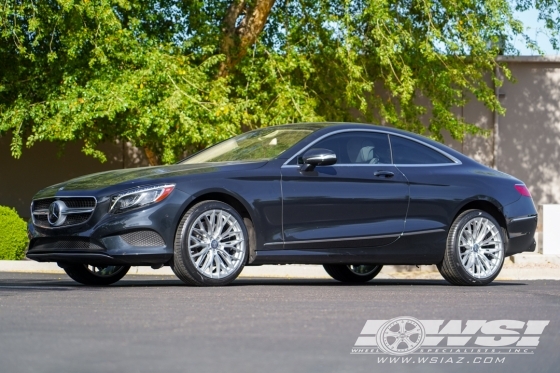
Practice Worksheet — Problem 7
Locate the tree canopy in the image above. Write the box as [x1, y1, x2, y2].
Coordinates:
[1, 0, 558, 165]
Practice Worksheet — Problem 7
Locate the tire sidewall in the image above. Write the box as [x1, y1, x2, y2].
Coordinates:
[345, 265, 383, 282]
[64, 264, 130, 286]
[449, 210, 506, 285]
[176, 201, 249, 286]
[323, 264, 383, 283]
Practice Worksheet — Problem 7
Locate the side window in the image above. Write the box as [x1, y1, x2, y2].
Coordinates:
[304, 132, 392, 164]
[390, 136, 453, 164]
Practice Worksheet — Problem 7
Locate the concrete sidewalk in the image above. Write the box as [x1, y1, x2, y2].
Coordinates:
[1, 253, 559, 280]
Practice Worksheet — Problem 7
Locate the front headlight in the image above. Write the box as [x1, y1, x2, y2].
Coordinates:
[110, 184, 175, 214]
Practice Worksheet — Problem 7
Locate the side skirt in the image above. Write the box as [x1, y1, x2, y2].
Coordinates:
[253, 230, 446, 265]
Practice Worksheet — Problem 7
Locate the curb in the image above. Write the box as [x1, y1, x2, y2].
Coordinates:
[1, 257, 559, 280]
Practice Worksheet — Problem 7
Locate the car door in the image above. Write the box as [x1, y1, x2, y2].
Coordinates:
[389, 134, 461, 237]
[280, 131, 409, 249]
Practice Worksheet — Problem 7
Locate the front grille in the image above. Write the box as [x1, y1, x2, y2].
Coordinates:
[29, 238, 104, 252]
[33, 198, 55, 211]
[65, 213, 92, 225]
[32, 197, 97, 228]
[120, 231, 165, 247]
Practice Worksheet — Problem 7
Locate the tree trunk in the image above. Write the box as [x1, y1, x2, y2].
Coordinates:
[218, 0, 276, 77]
[144, 146, 159, 166]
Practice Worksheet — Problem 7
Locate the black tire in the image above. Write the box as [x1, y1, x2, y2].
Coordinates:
[437, 209, 506, 286]
[323, 264, 383, 283]
[63, 264, 130, 286]
[172, 200, 249, 286]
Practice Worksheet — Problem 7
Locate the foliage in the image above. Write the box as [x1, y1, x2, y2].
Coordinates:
[0, 206, 28, 260]
[0, 0, 558, 164]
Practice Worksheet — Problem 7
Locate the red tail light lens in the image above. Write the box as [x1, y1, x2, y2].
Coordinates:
[514, 184, 531, 197]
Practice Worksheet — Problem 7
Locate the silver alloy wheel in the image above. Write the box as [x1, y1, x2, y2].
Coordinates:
[458, 217, 503, 279]
[347, 264, 379, 276]
[85, 265, 123, 277]
[187, 209, 245, 279]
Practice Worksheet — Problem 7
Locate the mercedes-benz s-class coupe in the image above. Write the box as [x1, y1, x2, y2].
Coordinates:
[26, 123, 537, 286]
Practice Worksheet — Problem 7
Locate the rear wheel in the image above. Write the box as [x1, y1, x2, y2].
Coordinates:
[323, 264, 383, 283]
[63, 264, 130, 285]
[438, 209, 506, 286]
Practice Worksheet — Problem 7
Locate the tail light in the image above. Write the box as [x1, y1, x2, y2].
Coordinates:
[514, 184, 531, 197]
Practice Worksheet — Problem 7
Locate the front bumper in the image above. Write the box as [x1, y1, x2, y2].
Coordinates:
[26, 189, 190, 266]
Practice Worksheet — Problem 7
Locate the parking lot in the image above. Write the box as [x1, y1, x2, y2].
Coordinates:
[0, 272, 559, 373]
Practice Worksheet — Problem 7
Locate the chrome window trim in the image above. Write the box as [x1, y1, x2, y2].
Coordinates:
[281, 128, 462, 168]
[31, 196, 98, 229]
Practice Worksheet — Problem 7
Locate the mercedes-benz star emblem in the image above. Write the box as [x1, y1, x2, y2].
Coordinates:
[48, 200, 68, 226]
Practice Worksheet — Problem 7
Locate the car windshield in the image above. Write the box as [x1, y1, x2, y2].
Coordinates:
[180, 127, 315, 164]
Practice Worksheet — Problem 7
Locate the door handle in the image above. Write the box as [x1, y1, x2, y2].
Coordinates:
[374, 171, 394, 178]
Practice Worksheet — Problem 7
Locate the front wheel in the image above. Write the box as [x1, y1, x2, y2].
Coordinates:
[438, 209, 506, 286]
[172, 200, 249, 286]
[63, 264, 130, 285]
[323, 264, 383, 283]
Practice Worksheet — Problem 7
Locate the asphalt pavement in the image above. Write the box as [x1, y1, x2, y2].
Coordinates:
[0, 273, 559, 373]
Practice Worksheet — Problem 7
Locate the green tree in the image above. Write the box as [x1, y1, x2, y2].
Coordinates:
[0, 0, 558, 165]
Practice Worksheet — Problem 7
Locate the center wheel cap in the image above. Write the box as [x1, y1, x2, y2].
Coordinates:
[473, 244, 479, 252]
[210, 240, 219, 249]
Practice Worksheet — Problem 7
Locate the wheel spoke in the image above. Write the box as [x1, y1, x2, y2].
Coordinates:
[215, 252, 221, 275]
[389, 338, 402, 349]
[461, 251, 471, 265]
[192, 227, 208, 238]
[187, 209, 245, 280]
[480, 247, 501, 258]
[479, 237, 501, 247]
[222, 239, 245, 248]
[465, 252, 474, 270]
[217, 250, 234, 268]
[401, 337, 414, 349]
[220, 230, 241, 240]
[478, 253, 493, 272]
[213, 210, 223, 237]
[476, 221, 489, 243]
[457, 216, 503, 279]
[192, 246, 210, 259]
[189, 242, 206, 249]
[385, 330, 401, 337]
[405, 327, 420, 336]
[195, 248, 210, 266]
[201, 250, 213, 273]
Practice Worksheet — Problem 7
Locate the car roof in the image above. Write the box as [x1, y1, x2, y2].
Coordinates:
[270, 122, 469, 162]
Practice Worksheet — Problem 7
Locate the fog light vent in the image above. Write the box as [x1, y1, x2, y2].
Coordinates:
[120, 231, 165, 247]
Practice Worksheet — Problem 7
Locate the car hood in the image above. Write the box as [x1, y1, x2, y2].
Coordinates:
[33, 161, 267, 199]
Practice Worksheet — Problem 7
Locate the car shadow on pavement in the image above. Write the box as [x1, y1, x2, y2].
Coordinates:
[228, 278, 528, 287]
[0, 273, 529, 289]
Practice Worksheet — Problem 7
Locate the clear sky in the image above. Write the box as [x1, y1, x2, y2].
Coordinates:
[511, 8, 559, 55]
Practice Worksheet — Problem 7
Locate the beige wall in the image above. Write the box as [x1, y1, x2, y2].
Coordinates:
[495, 59, 560, 205]
[1, 57, 559, 218]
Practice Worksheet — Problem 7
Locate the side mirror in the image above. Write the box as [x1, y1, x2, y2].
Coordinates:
[299, 148, 337, 171]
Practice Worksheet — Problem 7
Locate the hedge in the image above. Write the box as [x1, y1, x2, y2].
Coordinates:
[0, 206, 29, 260]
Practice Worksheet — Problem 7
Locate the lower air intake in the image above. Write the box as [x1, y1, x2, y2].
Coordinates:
[120, 231, 165, 247]
[30, 239, 104, 252]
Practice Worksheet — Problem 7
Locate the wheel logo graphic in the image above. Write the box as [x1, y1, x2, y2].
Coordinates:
[376, 317, 425, 355]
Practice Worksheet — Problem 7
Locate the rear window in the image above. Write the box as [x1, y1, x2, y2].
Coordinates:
[390, 136, 454, 165]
